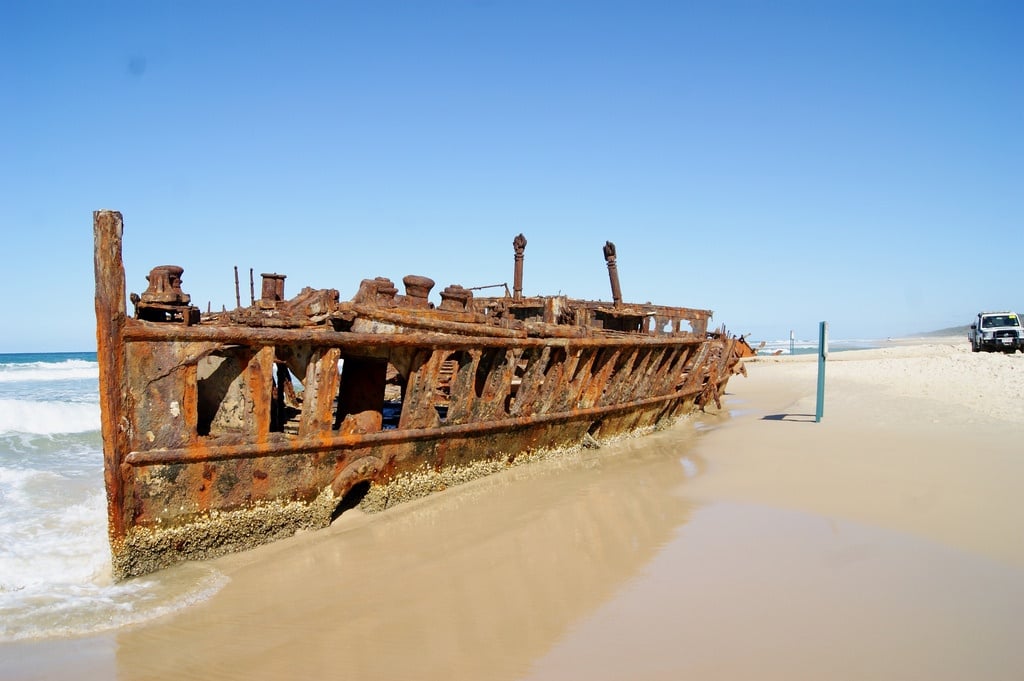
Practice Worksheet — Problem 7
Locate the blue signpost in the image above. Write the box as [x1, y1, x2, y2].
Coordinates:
[816, 321, 828, 423]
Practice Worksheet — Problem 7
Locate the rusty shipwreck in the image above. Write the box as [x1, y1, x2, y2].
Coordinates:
[94, 210, 745, 579]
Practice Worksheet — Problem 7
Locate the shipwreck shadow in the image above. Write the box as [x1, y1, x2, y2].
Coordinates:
[761, 413, 817, 423]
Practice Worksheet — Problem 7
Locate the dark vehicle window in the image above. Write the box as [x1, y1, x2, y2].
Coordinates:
[983, 316, 1017, 328]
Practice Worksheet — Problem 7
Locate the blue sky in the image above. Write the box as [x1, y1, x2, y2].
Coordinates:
[2, 0, 1021, 352]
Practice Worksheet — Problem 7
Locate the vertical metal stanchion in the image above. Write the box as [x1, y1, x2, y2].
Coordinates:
[816, 321, 828, 422]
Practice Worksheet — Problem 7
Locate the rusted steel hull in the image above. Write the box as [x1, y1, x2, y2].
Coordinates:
[94, 211, 744, 579]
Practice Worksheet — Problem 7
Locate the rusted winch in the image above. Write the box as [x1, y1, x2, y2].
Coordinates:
[130, 264, 200, 324]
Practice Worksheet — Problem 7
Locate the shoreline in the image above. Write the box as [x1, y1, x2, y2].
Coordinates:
[3, 334, 1023, 680]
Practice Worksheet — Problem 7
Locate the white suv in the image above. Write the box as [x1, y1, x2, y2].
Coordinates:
[969, 312, 1024, 353]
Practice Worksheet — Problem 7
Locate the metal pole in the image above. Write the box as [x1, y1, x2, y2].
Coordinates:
[603, 241, 622, 307]
[815, 321, 828, 422]
[513, 233, 526, 300]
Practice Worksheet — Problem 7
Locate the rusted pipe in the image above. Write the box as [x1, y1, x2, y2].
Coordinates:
[513, 233, 527, 300]
[603, 241, 622, 307]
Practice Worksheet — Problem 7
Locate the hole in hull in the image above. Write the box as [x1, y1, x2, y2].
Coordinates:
[331, 480, 371, 522]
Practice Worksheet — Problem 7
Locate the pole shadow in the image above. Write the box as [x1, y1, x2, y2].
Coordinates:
[761, 413, 817, 423]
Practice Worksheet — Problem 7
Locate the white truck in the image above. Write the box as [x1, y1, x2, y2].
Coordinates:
[968, 311, 1024, 353]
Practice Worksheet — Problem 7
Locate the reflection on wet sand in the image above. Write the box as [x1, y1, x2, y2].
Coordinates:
[113, 426, 708, 681]
[523, 502, 1024, 681]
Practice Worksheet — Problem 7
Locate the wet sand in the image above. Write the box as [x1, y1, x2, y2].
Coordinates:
[526, 339, 1024, 680]
[3, 338, 1023, 680]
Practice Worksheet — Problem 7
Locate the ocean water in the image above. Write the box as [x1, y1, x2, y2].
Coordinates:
[0, 352, 225, 642]
[754, 337, 880, 356]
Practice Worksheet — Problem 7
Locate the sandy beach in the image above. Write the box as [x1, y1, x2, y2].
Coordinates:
[3, 337, 1023, 680]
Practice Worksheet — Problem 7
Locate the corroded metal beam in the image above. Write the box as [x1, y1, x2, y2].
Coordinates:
[94, 210, 129, 542]
[121, 322, 707, 349]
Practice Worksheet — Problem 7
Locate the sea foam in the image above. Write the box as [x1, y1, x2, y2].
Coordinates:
[0, 352, 224, 641]
[0, 398, 100, 435]
[0, 359, 99, 383]
[0, 466, 228, 641]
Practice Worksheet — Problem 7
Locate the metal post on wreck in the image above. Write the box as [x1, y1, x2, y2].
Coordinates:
[260, 272, 286, 307]
[93, 210, 129, 544]
[513, 233, 527, 300]
[603, 241, 622, 307]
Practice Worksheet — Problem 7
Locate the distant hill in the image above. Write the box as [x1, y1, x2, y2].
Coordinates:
[915, 325, 969, 337]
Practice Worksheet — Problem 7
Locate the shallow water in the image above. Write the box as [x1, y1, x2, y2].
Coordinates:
[0, 353, 227, 642]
